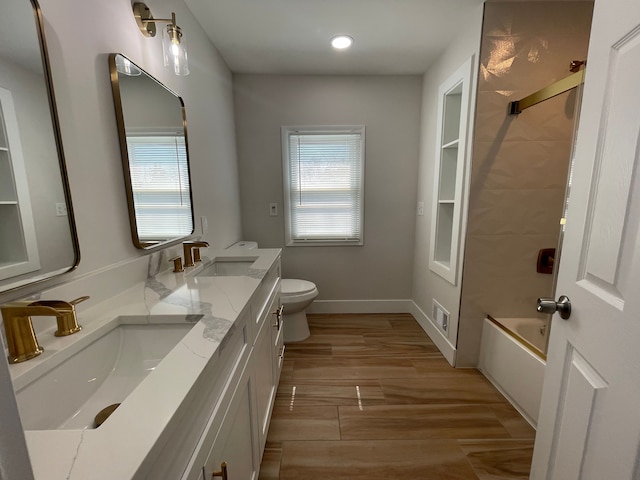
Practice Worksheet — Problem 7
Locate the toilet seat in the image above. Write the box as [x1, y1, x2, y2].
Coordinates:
[281, 279, 316, 296]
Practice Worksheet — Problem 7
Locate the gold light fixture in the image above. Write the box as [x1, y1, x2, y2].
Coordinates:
[133, 2, 190, 76]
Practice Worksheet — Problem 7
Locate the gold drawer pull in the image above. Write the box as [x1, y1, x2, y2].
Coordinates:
[272, 305, 284, 329]
[212, 462, 228, 479]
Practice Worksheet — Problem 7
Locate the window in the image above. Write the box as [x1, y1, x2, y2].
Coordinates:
[126, 132, 193, 241]
[282, 125, 365, 246]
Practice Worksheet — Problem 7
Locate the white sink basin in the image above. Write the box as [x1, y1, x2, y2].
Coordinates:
[197, 257, 257, 277]
[14, 319, 195, 431]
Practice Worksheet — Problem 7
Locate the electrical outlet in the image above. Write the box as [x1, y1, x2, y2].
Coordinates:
[417, 201, 424, 216]
[269, 203, 278, 216]
[55, 203, 67, 217]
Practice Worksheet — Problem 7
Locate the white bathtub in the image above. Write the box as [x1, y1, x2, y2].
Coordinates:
[479, 317, 546, 427]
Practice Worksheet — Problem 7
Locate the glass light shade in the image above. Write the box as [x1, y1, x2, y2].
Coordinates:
[162, 24, 189, 76]
[115, 55, 142, 76]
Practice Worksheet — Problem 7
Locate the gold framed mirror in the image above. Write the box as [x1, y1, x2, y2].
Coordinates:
[0, 0, 80, 293]
[108, 53, 194, 249]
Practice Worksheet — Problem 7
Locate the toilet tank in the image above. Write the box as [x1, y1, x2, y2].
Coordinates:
[228, 241, 258, 250]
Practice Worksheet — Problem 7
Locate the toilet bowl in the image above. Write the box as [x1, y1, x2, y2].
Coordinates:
[280, 279, 318, 343]
[227, 241, 318, 343]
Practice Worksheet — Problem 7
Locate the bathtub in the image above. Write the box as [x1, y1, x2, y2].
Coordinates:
[479, 317, 546, 427]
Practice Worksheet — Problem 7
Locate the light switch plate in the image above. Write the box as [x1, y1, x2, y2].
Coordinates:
[417, 201, 424, 216]
[269, 203, 278, 216]
[55, 203, 67, 217]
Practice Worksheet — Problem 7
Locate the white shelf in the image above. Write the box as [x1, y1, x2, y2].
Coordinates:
[0, 87, 40, 280]
[429, 57, 473, 286]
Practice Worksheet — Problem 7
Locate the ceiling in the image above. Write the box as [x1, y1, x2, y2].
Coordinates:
[183, 0, 486, 75]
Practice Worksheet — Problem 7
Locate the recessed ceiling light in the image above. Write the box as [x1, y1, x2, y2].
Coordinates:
[331, 35, 354, 50]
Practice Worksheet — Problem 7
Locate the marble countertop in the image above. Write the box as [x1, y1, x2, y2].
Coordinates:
[10, 248, 281, 479]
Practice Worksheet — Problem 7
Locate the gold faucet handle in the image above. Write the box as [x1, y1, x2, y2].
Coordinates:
[170, 256, 184, 272]
[29, 296, 89, 337]
[70, 296, 90, 306]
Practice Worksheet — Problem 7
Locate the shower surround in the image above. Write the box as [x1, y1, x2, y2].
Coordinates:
[456, 1, 594, 367]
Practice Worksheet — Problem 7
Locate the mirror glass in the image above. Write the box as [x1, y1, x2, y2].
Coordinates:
[0, 0, 79, 293]
[109, 54, 194, 249]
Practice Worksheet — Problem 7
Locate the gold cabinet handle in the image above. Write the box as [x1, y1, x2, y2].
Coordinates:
[272, 305, 284, 329]
[212, 462, 228, 479]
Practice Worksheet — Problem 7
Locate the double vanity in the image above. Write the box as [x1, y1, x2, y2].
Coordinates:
[9, 247, 283, 479]
[2, 2, 284, 478]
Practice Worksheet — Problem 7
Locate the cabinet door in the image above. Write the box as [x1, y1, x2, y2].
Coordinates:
[203, 367, 258, 480]
[254, 294, 279, 453]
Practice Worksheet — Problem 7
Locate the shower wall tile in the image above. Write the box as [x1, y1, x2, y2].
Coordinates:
[470, 140, 572, 191]
[456, 1, 593, 366]
[467, 189, 566, 236]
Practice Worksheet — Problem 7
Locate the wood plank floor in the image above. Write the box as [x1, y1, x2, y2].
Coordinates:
[259, 313, 535, 480]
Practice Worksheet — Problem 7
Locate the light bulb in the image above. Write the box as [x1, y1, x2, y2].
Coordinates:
[331, 35, 354, 50]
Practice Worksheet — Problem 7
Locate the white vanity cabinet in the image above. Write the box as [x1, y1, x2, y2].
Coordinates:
[146, 307, 253, 480]
[253, 284, 281, 453]
[177, 257, 283, 480]
[202, 361, 258, 480]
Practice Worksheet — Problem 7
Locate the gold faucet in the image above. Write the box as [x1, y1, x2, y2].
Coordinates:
[1, 296, 89, 364]
[183, 241, 209, 268]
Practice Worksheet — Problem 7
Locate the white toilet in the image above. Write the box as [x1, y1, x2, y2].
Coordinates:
[228, 241, 318, 343]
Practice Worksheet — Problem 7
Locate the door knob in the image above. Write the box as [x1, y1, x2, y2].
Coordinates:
[537, 295, 571, 320]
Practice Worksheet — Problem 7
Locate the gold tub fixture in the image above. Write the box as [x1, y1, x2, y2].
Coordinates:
[1, 296, 89, 364]
[182, 241, 209, 268]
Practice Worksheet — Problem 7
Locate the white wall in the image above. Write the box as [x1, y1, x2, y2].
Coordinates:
[411, 4, 484, 363]
[0, 0, 243, 476]
[234, 75, 422, 306]
[0, 0, 242, 303]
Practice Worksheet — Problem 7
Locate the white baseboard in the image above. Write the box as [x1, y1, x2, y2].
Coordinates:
[409, 301, 456, 366]
[308, 299, 412, 314]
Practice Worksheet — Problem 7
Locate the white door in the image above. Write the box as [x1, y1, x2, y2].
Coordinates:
[530, 0, 640, 478]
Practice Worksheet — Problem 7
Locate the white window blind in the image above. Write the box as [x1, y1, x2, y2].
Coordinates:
[126, 134, 193, 240]
[282, 126, 365, 245]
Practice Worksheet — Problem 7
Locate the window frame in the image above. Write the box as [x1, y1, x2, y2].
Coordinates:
[281, 125, 366, 247]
